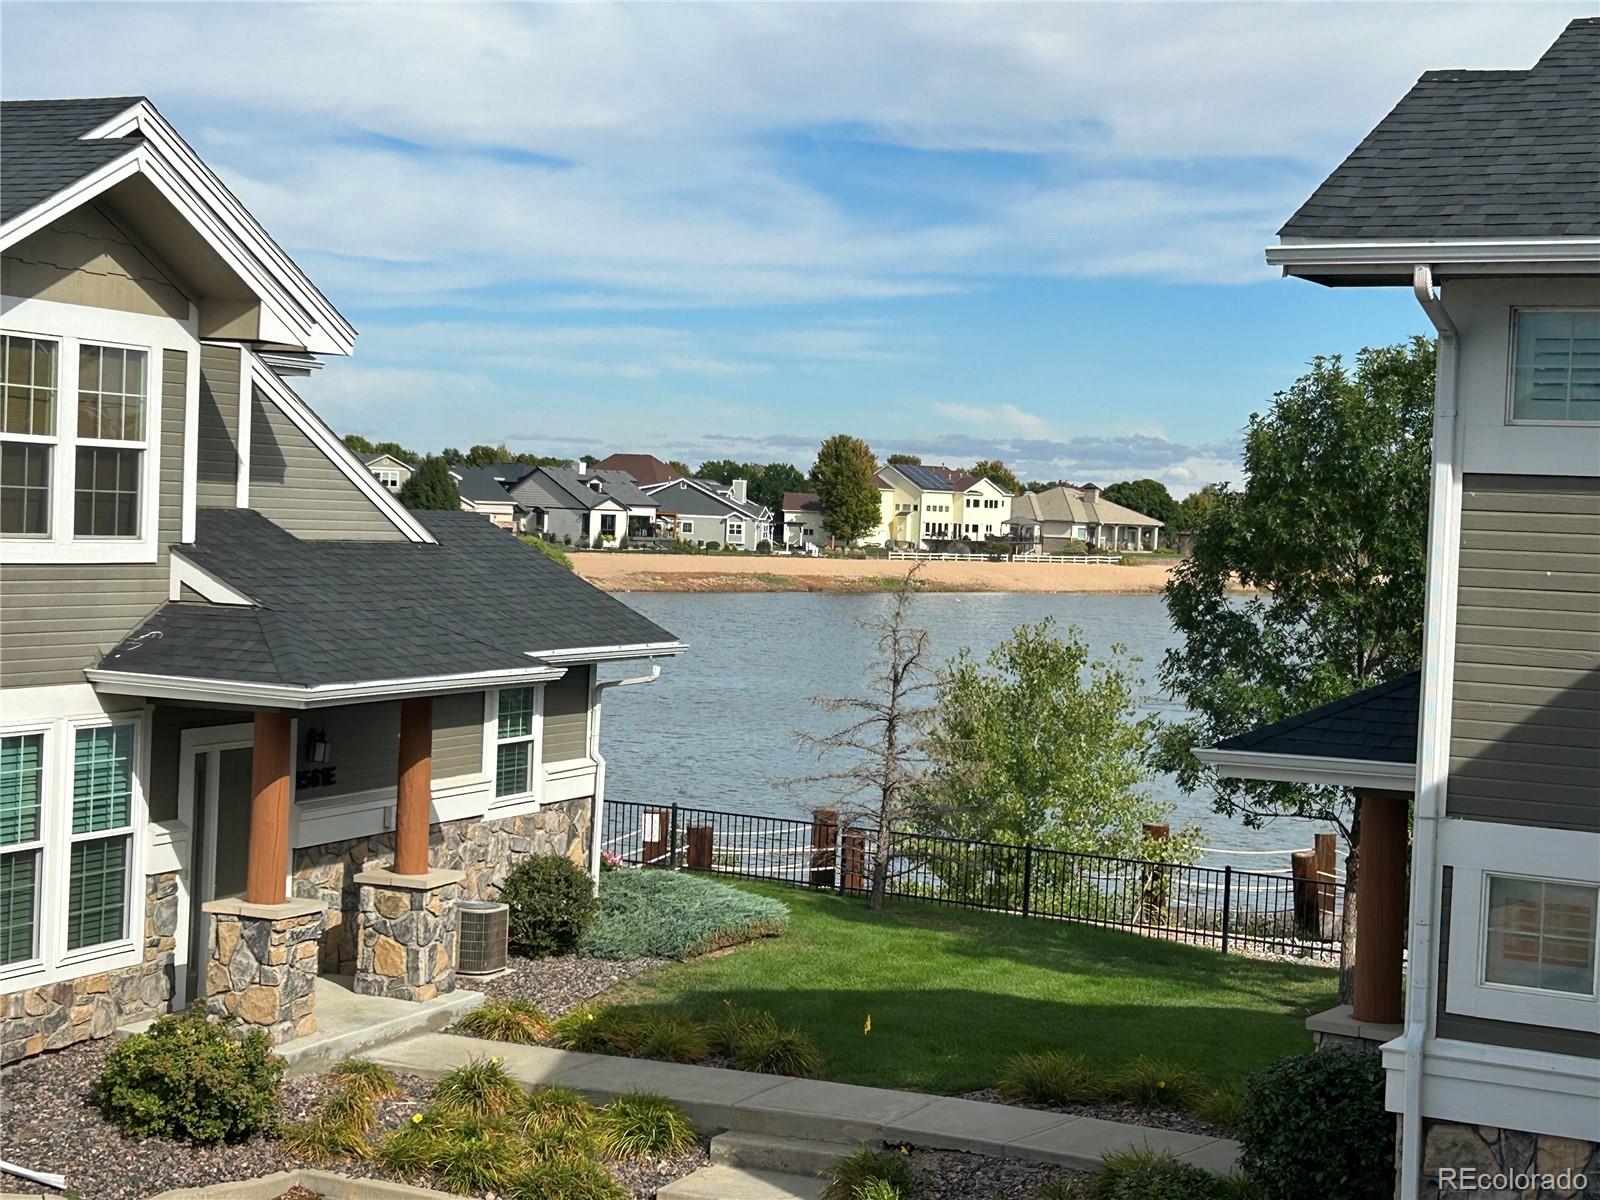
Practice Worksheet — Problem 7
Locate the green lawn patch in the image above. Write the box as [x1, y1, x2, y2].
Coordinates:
[600, 880, 1336, 1095]
[580, 869, 789, 960]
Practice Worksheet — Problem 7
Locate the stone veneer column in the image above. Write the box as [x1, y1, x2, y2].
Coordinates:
[203, 898, 324, 1044]
[352, 867, 465, 1002]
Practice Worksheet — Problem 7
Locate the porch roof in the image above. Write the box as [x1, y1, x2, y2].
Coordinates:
[88, 508, 684, 705]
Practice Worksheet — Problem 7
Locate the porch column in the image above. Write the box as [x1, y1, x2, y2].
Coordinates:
[393, 697, 433, 876]
[245, 710, 293, 905]
[1353, 788, 1408, 1025]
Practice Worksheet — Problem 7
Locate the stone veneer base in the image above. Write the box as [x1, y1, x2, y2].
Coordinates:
[353, 869, 465, 1002]
[1418, 1118, 1598, 1199]
[205, 903, 325, 1044]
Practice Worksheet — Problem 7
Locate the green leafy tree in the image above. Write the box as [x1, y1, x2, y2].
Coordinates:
[969, 458, 1022, 495]
[749, 462, 807, 514]
[440, 447, 465, 465]
[1174, 483, 1227, 533]
[464, 443, 511, 467]
[696, 459, 747, 484]
[810, 435, 881, 544]
[886, 453, 922, 466]
[398, 456, 461, 510]
[1101, 478, 1177, 526]
[342, 433, 377, 457]
[1156, 337, 1433, 998]
[343, 435, 420, 465]
[921, 619, 1193, 862]
[666, 459, 693, 478]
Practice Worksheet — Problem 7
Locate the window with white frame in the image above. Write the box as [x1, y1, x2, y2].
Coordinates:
[373, 469, 403, 491]
[74, 346, 147, 537]
[0, 733, 44, 965]
[68, 725, 136, 950]
[1511, 310, 1600, 423]
[1484, 874, 1597, 996]
[1, 336, 58, 536]
[679, 519, 693, 535]
[493, 688, 539, 800]
[599, 513, 617, 539]
[726, 521, 744, 543]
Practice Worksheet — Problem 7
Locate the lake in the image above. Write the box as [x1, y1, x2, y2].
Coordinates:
[599, 591, 1335, 868]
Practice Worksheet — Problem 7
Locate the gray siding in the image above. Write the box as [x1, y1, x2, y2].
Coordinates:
[542, 666, 592, 763]
[248, 386, 405, 541]
[434, 691, 485, 779]
[1435, 867, 1600, 1058]
[0, 348, 188, 689]
[196, 344, 240, 508]
[148, 703, 253, 822]
[1448, 475, 1600, 831]
[0, 205, 189, 321]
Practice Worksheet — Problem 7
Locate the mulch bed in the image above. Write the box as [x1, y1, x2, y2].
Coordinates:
[460, 951, 665, 1014]
[0, 1038, 703, 1200]
[909, 1147, 1085, 1199]
[963, 1086, 1230, 1140]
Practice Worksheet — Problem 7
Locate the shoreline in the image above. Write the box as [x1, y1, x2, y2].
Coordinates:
[569, 551, 1181, 594]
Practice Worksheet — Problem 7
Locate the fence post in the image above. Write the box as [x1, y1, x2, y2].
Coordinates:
[642, 806, 670, 867]
[1313, 832, 1338, 939]
[668, 803, 680, 871]
[810, 807, 838, 890]
[1220, 866, 1233, 955]
[686, 825, 713, 871]
[1021, 845, 1033, 918]
[840, 830, 866, 894]
[1291, 850, 1319, 935]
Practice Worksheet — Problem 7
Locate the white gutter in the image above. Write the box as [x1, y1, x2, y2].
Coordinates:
[1194, 747, 1416, 793]
[531, 642, 687, 664]
[586, 664, 663, 891]
[1268, 237, 1600, 270]
[86, 663, 566, 708]
[1399, 263, 1463, 1196]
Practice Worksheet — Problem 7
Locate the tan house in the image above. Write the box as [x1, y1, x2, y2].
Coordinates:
[1008, 483, 1162, 552]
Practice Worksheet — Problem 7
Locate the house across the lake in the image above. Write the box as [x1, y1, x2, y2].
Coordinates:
[0, 96, 684, 1060]
[1198, 19, 1599, 1197]
[639, 476, 773, 551]
[364, 453, 413, 494]
[780, 491, 825, 549]
[1008, 484, 1163, 553]
[507, 464, 658, 546]
[450, 463, 534, 531]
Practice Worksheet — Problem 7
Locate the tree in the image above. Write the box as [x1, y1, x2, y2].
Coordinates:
[666, 459, 693, 478]
[1156, 337, 1434, 1000]
[1174, 483, 1227, 533]
[749, 462, 806, 515]
[343, 433, 376, 457]
[441, 447, 465, 466]
[790, 572, 934, 910]
[810, 435, 880, 544]
[886, 453, 922, 466]
[464, 443, 511, 467]
[696, 459, 746, 484]
[920, 619, 1192, 860]
[1102, 478, 1177, 526]
[969, 458, 1021, 495]
[343, 435, 420, 465]
[398, 456, 461, 510]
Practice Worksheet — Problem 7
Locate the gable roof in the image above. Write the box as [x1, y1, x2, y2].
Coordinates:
[1279, 18, 1599, 243]
[891, 463, 961, 492]
[1, 97, 146, 223]
[594, 453, 676, 485]
[640, 476, 767, 519]
[450, 464, 533, 506]
[511, 467, 656, 511]
[1009, 486, 1164, 528]
[782, 492, 822, 514]
[88, 509, 682, 704]
[1212, 672, 1419, 765]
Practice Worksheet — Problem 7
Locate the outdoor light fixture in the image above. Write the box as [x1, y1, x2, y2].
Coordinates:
[304, 728, 329, 764]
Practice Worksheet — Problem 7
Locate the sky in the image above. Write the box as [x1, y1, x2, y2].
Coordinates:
[4, 2, 1585, 493]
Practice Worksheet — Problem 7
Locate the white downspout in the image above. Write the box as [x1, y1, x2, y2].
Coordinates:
[1401, 264, 1462, 1198]
[586, 664, 662, 893]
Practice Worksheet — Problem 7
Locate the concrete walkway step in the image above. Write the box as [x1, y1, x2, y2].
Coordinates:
[658, 1165, 826, 1200]
[710, 1130, 856, 1176]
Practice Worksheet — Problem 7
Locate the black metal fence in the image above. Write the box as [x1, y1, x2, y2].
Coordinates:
[601, 800, 1344, 964]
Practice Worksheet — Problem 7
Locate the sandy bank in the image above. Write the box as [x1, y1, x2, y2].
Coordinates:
[569, 552, 1179, 594]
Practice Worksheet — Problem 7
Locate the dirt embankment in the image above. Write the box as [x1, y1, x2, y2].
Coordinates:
[569, 552, 1180, 594]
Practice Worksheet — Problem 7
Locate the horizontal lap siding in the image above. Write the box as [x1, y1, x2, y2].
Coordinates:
[542, 667, 592, 763]
[1448, 475, 1600, 832]
[248, 387, 404, 541]
[433, 692, 485, 779]
[196, 344, 239, 508]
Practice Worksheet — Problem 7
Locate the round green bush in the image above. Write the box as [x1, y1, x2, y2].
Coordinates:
[1235, 1050, 1391, 1200]
[1091, 1149, 1229, 1199]
[97, 1009, 284, 1142]
[500, 854, 599, 957]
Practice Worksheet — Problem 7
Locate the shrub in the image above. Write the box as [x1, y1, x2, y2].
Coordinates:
[732, 1023, 824, 1078]
[1194, 1086, 1244, 1132]
[706, 1002, 777, 1058]
[996, 1051, 1104, 1106]
[578, 869, 788, 960]
[280, 1111, 372, 1165]
[634, 1013, 711, 1064]
[432, 1057, 526, 1118]
[329, 1058, 399, 1102]
[821, 1146, 916, 1200]
[1235, 1050, 1391, 1200]
[507, 1152, 629, 1200]
[521, 535, 575, 571]
[456, 997, 553, 1044]
[427, 1113, 523, 1195]
[851, 1182, 905, 1200]
[551, 1006, 645, 1055]
[1110, 1058, 1203, 1110]
[704, 540, 721, 551]
[756, 539, 772, 553]
[593, 1092, 697, 1158]
[318, 1083, 379, 1134]
[517, 1085, 598, 1137]
[563, 533, 573, 545]
[1090, 1148, 1228, 1200]
[501, 854, 599, 957]
[97, 1009, 283, 1143]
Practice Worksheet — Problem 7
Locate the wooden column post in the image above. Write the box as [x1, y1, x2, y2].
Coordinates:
[1291, 850, 1320, 936]
[246, 710, 293, 906]
[810, 808, 839, 890]
[394, 697, 433, 877]
[840, 831, 866, 893]
[1354, 789, 1408, 1025]
[1313, 832, 1338, 938]
[642, 806, 670, 867]
[686, 825, 714, 871]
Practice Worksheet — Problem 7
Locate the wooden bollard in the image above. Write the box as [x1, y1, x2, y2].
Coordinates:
[641, 806, 670, 868]
[810, 807, 839, 889]
[686, 825, 713, 872]
[1313, 832, 1338, 939]
[840, 831, 866, 893]
[1291, 850, 1320, 935]
[1140, 823, 1170, 925]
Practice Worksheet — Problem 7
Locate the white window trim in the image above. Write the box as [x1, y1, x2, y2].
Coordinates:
[1, 297, 190, 563]
[1441, 818, 1600, 1031]
[483, 686, 544, 816]
[1505, 306, 1600, 428]
[679, 519, 694, 535]
[0, 709, 149, 990]
[725, 520, 745, 543]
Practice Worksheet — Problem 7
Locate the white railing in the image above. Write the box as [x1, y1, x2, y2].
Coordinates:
[888, 550, 1122, 564]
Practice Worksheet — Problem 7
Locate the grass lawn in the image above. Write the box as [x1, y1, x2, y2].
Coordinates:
[600, 879, 1337, 1095]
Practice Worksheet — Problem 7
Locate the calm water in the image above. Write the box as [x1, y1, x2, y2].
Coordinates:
[600, 592, 1333, 866]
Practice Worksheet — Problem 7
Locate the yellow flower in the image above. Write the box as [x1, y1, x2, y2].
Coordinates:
[1157, 1081, 1166, 1089]
[411, 1113, 424, 1125]
[490, 1056, 501, 1065]
[863, 1014, 872, 1034]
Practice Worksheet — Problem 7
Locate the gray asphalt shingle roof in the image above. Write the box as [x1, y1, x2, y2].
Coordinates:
[451, 464, 535, 504]
[1213, 672, 1420, 765]
[1, 97, 146, 224]
[95, 508, 678, 689]
[1279, 18, 1599, 240]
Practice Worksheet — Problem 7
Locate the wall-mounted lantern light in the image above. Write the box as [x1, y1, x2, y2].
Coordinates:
[304, 728, 330, 764]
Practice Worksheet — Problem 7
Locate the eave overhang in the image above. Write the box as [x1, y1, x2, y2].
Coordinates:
[1194, 746, 1416, 792]
[85, 663, 568, 709]
[1266, 237, 1600, 287]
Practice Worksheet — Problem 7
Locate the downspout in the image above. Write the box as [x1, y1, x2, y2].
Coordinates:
[586, 664, 662, 894]
[1401, 264, 1462, 1197]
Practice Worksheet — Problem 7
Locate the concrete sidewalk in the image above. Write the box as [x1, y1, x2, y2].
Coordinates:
[366, 1032, 1240, 1175]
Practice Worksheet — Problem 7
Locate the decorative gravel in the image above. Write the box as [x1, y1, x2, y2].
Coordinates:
[908, 1147, 1086, 1199]
[461, 951, 666, 1014]
[0, 1038, 701, 1200]
[963, 1086, 1230, 1139]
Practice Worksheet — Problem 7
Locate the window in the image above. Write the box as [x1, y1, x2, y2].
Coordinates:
[1, 336, 57, 536]
[1484, 875, 1597, 997]
[679, 519, 693, 535]
[494, 687, 539, 800]
[0, 734, 43, 965]
[68, 725, 135, 950]
[1511, 310, 1600, 423]
[726, 521, 744, 543]
[73, 346, 146, 538]
[374, 469, 403, 491]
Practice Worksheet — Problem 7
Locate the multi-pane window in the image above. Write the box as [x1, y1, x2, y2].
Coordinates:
[1511, 311, 1600, 423]
[1, 336, 57, 536]
[726, 521, 744, 543]
[494, 688, 539, 799]
[74, 346, 146, 538]
[1484, 875, 1598, 996]
[0, 734, 44, 965]
[68, 725, 135, 950]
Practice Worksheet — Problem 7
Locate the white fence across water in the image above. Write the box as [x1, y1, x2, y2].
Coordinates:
[887, 550, 1123, 564]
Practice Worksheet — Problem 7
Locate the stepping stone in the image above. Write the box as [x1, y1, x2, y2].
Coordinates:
[711, 1130, 857, 1176]
[659, 1165, 825, 1200]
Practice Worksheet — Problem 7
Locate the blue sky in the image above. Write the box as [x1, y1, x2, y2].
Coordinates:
[4, 2, 1585, 492]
